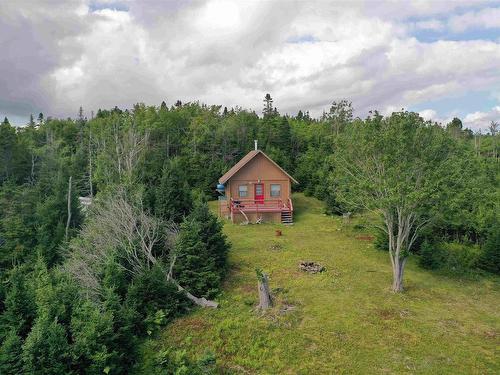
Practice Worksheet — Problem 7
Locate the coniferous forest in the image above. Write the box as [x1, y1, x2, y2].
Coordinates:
[0, 97, 498, 374]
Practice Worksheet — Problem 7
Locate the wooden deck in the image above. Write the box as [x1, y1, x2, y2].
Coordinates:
[229, 198, 293, 213]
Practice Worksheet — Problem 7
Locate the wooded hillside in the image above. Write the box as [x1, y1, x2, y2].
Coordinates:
[0, 97, 498, 373]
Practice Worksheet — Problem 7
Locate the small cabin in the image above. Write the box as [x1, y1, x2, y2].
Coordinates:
[217, 144, 298, 224]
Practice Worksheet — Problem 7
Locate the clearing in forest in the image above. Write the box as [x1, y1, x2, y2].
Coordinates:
[138, 194, 499, 374]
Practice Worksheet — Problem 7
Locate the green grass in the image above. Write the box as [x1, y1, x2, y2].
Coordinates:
[137, 194, 499, 374]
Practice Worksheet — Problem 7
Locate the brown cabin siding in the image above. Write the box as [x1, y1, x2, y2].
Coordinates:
[226, 153, 291, 202]
[218, 150, 296, 223]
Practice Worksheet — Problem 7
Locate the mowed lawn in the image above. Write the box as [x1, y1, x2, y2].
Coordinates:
[138, 194, 499, 374]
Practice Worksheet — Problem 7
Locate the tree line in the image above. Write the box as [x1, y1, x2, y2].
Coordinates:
[0, 95, 498, 372]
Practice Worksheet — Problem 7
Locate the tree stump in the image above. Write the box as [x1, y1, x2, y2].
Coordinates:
[256, 269, 272, 310]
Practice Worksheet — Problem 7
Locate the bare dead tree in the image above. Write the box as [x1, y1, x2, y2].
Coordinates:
[112, 124, 149, 182]
[66, 191, 218, 307]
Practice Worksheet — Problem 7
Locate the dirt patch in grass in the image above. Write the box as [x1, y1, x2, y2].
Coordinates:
[178, 317, 210, 331]
[239, 283, 255, 293]
[483, 330, 498, 340]
[375, 308, 398, 320]
[356, 235, 375, 241]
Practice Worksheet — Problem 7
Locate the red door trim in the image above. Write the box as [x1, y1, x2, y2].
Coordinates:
[255, 183, 264, 204]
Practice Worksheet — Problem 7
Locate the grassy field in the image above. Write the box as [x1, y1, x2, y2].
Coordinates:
[137, 194, 499, 374]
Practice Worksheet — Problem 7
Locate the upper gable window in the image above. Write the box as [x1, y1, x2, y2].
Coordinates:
[270, 184, 281, 197]
[238, 185, 248, 198]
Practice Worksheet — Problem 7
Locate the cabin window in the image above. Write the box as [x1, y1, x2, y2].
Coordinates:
[238, 185, 248, 198]
[270, 184, 281, 197]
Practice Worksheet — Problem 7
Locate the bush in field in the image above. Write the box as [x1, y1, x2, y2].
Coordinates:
[419, 241, 445, 270]
[419, 241, 481, 273]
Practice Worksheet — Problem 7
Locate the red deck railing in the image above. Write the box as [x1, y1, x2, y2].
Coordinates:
[230, 198, 292, 213]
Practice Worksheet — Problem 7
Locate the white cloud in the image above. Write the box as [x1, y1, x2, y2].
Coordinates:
[463, 106, 500, 132]
[1, 0, 500, 126]
[448, 7, 500, 33]
[419, 109, 438, 121]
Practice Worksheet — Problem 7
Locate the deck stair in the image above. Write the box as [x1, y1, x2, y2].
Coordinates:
[281, 210, 293, 225]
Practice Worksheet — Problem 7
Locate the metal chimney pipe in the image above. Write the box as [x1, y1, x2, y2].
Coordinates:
[254, 140, 258, 150]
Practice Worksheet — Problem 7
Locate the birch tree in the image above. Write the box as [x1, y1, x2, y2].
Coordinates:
[333, 112, 464, 292]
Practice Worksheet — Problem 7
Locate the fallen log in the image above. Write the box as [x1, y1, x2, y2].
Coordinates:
[171, 279, 218, 308]
[167, 253, 218, 308]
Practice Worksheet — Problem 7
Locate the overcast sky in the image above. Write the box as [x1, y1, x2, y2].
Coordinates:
[1, 0, 499, 131]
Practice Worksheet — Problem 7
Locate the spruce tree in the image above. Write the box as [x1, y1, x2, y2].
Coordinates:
[189, 199, 229, 274]
[263, 93, 273, 117]
[173, 219, 219, 297]
[2, 268, 35, 338]
[22, 314, 71, 375]
[0, 329, 23, 375]
[154, 158, 192, 223]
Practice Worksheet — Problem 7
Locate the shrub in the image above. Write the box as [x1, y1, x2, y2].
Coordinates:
[478, 228, 500, 274]
[374, 229, 388, 251]
[419, 241, 481, 273]
[155, 348, 216, 375]
[441, 242, 481, 272]
[126, 264, 188, 334]
[419, 241, 445, 270]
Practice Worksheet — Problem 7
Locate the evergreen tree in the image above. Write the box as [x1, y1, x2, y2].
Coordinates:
[1, 268, 36, 338]
[70, 300, 115, 375]
[22, 314, 71, 375]
[263, 93, 273, 117]
[173, 219, 219, 297]
[154, 158, 192, 223]
[0, 119, 16, 183]
[0, 329, 23, 375]
[37, 113, 43, 124]
[189, 200, 229, 274]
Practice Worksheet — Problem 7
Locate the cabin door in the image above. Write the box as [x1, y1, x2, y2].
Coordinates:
[255, 183, 264, 204]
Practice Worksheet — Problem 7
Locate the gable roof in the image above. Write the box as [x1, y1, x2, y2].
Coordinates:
[219, 150, 298, 184]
